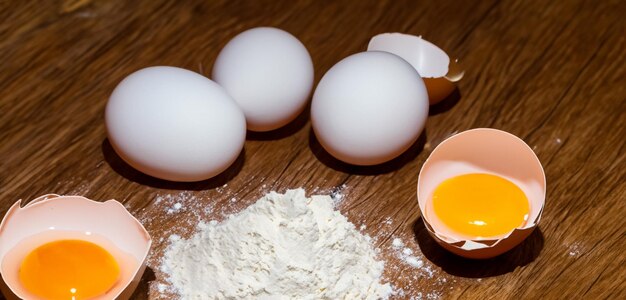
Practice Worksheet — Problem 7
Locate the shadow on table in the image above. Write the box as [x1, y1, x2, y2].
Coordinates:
[308, 128, 427, 175]
[129, 266, 156, 300]
[413, 217, 544, 278]
[428, 88, 462, 116]
[246, 103, 310, 141]
[101, 139, 244, 190]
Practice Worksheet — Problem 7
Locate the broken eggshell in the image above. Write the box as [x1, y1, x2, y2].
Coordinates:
[368, 33, 464, 105]
[417, 128, 546, 259]
[0, 194, 151, 300]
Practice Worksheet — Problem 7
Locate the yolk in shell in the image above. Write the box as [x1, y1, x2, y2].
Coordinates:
[19, 239, 120, 300]
[432, 173, 530, 238]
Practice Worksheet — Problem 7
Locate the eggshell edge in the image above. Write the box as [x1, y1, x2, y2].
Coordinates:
[0, 195, 152, 300]
[367, 32, 465, 105]
[417, 128, 546, 259]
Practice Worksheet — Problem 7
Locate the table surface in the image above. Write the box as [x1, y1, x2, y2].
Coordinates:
[1, 0, 625, 299]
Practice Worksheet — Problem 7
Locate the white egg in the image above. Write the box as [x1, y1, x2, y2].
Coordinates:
[105, 66, 246, 182]
[311, 51, 429, 165]
[212, 27, 314, 132]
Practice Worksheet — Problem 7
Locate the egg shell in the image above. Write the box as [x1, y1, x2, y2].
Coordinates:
[0, 195, 151, 300]
[417, 128, 546, 259]
[367, 33, 464, 105]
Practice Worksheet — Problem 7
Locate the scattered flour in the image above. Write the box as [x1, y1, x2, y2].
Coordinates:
[567, 242, 583, 257]
[391, 236, 447, 285]
[405, 256, 424, 268]
[330, 184, 347, 206]
[386, 234, 449, 300]
[392, 238, 404, 248]
[160, 189, 392, 299]
[391, 237, 426, 270]
[152, 191, 201, 216]
[167, 202, 183, 214]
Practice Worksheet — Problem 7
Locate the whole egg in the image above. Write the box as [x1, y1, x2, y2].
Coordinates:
[105, 66, 246, 182]
[311, 51, 429, 165]
[213, 27, 314, 132]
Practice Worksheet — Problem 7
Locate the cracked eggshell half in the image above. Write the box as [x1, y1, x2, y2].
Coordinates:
[368, 33, 464, 105]
[0, 195, 151, 300]
[417, 128, 546, 259]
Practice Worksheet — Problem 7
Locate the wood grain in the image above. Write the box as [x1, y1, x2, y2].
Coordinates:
[1, 0, 625, 299]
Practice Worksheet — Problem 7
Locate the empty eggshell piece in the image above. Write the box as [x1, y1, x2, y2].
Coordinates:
[311, 51, 429, 165]
[213, 27, 315, 132]
[0, 194, 151, 300]
[417, 128, 546, 259]
[106, 66, 246, 182]
[368, 33, 464, 105]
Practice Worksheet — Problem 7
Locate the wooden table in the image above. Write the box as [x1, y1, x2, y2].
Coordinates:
[1, 0, 624, 299]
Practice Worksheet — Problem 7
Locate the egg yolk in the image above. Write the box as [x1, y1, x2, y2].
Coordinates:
[19, 240, 120, 300]
[432, 173, 530, 238]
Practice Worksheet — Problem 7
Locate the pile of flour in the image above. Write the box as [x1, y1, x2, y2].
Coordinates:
[161, 189, 392, 299]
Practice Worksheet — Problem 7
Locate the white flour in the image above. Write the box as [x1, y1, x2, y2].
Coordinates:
[161, 189, 392, 299]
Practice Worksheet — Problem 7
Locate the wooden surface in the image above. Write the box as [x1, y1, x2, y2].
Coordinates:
[1, 0, 625, 299]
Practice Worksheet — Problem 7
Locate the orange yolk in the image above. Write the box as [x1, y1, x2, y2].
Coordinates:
[432, 173, 530, 238]
[19, 240, 120, 300]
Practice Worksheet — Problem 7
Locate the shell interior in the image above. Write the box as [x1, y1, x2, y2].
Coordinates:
[368, 32, 464, 81]
[0, 195, 151, 299]
[417, 128, 546, 252]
